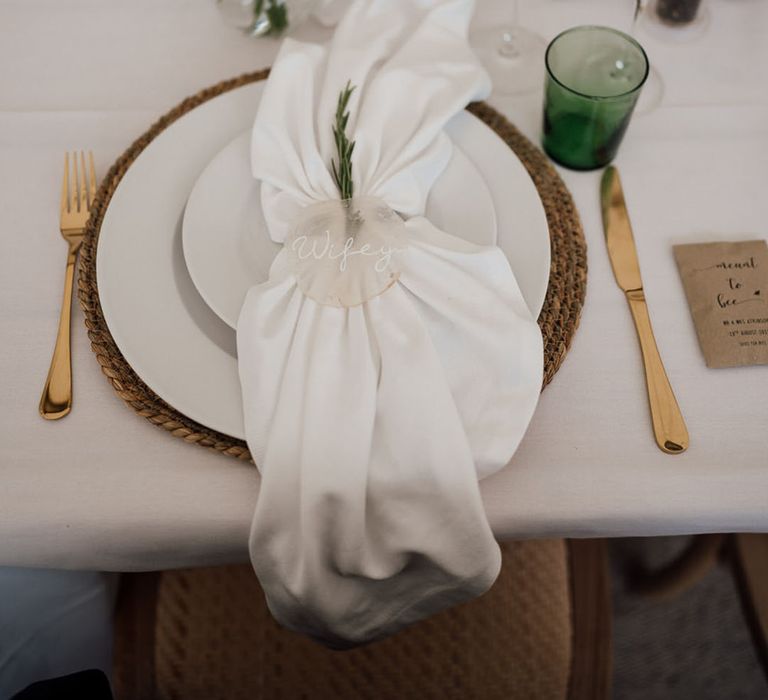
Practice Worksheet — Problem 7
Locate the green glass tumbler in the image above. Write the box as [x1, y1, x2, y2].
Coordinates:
[542, 26, 649, 171]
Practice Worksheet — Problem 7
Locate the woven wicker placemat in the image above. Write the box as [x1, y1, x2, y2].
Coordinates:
[78, 70, 587, 463]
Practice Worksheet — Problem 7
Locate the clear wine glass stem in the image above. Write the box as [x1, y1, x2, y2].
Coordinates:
[471, 0, 546, 96]
[629, 1, 665, 114]
[497, 0, 520, 59]
[632, 0, 644, 28]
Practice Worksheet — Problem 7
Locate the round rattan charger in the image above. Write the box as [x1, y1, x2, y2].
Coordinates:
[78, 69, 587, 464]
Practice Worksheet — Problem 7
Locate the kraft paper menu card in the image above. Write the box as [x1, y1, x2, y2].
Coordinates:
[674, 240, 768, 369]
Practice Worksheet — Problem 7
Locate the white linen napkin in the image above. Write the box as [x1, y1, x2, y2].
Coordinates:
[239, 0, 543, 647]
[312, 0, 349, 26]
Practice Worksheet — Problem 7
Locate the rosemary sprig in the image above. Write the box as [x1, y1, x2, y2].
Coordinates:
[331, 80, 356, 201]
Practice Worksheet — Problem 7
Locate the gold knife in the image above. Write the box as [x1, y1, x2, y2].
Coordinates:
[600, 166, 689, 454]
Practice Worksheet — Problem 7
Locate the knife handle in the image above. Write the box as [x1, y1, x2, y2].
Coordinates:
[625, 289, 689, 454]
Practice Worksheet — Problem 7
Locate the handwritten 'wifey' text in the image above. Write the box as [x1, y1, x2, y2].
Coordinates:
[290, 230, 405, 273]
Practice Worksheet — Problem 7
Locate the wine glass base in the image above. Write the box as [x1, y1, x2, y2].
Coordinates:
[634, 65, 665, 115]
[639, 3, 711, 44]
[470, 25, 547, 96]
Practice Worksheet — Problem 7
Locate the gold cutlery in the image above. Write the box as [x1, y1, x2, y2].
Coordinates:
[39, 152, 96, 420]
[600, 165, 689, 454]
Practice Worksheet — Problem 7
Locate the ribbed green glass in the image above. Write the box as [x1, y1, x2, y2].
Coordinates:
[542, 26, 649, 171]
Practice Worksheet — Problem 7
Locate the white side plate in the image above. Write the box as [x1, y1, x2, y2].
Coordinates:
[182, 131, 498, 329]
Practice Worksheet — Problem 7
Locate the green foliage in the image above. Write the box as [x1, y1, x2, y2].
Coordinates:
[253, 0, 289, 35]
[265, 0, 288, 33]
[331, 81, 356, 200]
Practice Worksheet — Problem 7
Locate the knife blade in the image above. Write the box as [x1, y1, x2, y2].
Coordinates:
[600, 166, 689, 455]
[601, 166, 642, 293]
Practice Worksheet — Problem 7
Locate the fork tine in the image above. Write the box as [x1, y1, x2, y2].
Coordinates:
[61, 153, 70, 214]
[70, 151, 79, 213]
[87, 151, 96, 207]
[79, 151, 88, 211]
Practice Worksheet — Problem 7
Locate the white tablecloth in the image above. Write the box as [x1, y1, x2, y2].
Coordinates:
[1, 0, 766, 571]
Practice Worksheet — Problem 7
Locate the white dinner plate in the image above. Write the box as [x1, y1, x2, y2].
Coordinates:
[97, 81, 550, 440]
[182, 131, 498, 329]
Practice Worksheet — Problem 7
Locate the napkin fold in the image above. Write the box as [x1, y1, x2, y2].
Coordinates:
[239, 0, 543, 647]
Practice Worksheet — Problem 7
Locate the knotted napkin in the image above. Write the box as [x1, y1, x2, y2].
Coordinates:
[238, 0, 543, 647]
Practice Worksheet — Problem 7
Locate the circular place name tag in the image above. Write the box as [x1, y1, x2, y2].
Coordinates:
[284, 196, 408, 308]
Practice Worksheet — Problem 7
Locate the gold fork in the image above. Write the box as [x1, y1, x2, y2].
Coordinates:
[39, 151, 96, 419]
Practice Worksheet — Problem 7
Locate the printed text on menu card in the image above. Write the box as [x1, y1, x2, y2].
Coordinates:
[674, 240, 768, 368]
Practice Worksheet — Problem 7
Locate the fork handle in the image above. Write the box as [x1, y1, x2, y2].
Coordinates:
[39, 246, 78, 419]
